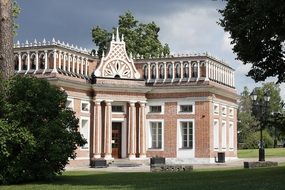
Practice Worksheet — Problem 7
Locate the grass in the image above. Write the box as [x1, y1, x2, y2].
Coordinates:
[238, 148, 285, 158]
[1, 166, 285, 190]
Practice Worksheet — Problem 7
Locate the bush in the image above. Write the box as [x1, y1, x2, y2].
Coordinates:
[242, 130, 274, 149]
[0, 76, 86, 184]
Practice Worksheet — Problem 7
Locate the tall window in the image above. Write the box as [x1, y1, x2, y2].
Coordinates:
[39, 54, 45, 69]
[81, 118, 89, 149]
[213, 120, 219, 149]
[181, 121, 193, 149]
[222, 121, 227, 149]
[31, 55, 36, 70]
[150, 122, 162, 149]
[14, 56, 19, 71]
[229, 122, 234, 149]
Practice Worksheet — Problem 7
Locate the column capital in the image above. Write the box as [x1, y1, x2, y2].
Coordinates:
[93, 99, 102, 105]
[139, 101, 147, 106]
[105, 100, 113, 105]
[129, 101, 137, 106]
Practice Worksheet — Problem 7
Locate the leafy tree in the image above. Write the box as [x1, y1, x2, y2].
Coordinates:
[91, 11, 170, 58]
[0, 76, 86, 184]
[219, 0, 285, 83]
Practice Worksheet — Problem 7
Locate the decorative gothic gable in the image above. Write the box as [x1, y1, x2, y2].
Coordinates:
[94, 28, 140, 79]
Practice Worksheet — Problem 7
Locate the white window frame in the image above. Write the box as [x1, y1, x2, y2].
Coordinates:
[229, 121, 234, 150]
[177, 119, 195, 149]
[221, 106, 227, 117]
[221, 120, 227, 150]
[81, 100, 90, 113]
[147, 101, 164, 114]
[177, 101, 195, 114]
[213, 119, 219, 150]
[213, 103, 219, 115]
[147, 119, 164, 151]
[80, 116, 90, 150]
[66, 97, 74, 110]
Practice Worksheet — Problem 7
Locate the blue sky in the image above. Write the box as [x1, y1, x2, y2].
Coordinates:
[15, 0, 285, 98]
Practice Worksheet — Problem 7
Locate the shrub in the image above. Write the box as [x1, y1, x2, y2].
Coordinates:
[0, 76, 86, 184]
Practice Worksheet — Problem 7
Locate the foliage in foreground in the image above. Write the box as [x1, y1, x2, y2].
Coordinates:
[0, 76, 86, 184]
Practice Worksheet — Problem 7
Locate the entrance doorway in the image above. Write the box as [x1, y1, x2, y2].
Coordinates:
[112, 122, 122, 158]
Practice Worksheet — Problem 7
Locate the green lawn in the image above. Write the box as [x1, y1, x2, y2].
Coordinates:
[2, 166, 285, 190]
[238, 148, 285, 158]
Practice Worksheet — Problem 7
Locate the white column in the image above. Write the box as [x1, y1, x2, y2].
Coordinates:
[68, 53, 71, 72]
[81, 57, 84, 75]
[35, 51, 39, 72]
[180, 61, 183, 80]
[155, 62, 159, 81]
[104, 100, 113, 159]
[26, 51, 30, 73]
[232, 71, 235, 87]
[139, 102, 146, 158]
[63, 53, 66, 71]
[147, 62, 151, 81]
[18, 53, 22, 71]
[58, 51, 62, 69]
[44, 50, 48, 70]
[72, 56, 76, 73]
[188, 62, 192, 82]
[128, 101, 136, 159]
[163, 62, 167, 82]
[197, 61, 200, 80]
[85, 60, 88, 76]
[205, 60, 209, 81]
[52, 49, 57, 73]
[171, 61, 175, 82]
[93, 100, 102, 158]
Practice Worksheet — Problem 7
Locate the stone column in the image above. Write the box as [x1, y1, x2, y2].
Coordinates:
[197, 61, 200, 80]
[85, 60, 88, 76]
[139, 102, 147, 158]
[35, 51, 39, 72]
[93, 100, 102, 158]
[205, 60, 209, 81]
[68, 53, 71, 72]
[128, 101, 136, 159]
[147, 62, 151, 82]
[63, 53, 66, 71]
[26, 51, 30, 73]
[44, 50, 48, 70]
[18, 53, 22, 71]
[52, 49, 57, 73]
[104, 100, 113, 159]
[58, 51, 62, 69]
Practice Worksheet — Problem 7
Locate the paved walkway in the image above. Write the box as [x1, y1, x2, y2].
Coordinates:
[65, 157, 285, 172]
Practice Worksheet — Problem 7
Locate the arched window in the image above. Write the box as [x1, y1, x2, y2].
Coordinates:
[167, 64, 173, 78]
[22, 55, 27, 70]
[48, 53, 54, 69]
[30, 54, 36, 70]
[151, 64, 156, 79]
[183, 63, 189, 78]
[159, 64, 164, 79]
[200, 62, 206, 77]
[192, 62, 198, 78]
[143, 65, 148, 79]
[175, 63, 181, 78]
[14, 56, 19, 71]
[39, 54, 45, 69]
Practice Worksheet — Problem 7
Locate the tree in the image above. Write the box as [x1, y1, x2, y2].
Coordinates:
[91, 11, 170, 58]
[0, 76, 86, 184]
[0, 0, 14, 81]
[219, 0, 285, 83]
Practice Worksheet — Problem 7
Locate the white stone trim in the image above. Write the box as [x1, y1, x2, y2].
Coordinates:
[79, 116, 90, 151]
[80, 100, 90, 113]
[177, 100, 195, 114]
[177, 119, 195, 159]
[66, 97, 74, 110]
[146, 100, 165, 115]
[147, 119, 164, 151]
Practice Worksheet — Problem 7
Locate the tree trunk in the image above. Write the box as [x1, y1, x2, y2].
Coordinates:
[0, 0, 13, 81]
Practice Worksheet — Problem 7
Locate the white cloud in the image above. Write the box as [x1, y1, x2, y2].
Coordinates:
[221, 32, 233, 53]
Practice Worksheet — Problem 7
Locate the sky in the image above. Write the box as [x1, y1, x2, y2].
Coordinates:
[15, 0, 285, 99]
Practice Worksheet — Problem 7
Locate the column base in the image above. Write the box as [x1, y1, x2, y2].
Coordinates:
[128, 154, 136, 160]
[104, 154, 114, 160]
[93, 154, 102, 159]
[139, 154, 147, 159]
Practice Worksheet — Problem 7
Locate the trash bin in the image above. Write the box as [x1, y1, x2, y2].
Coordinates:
[217, 152, 225, 163]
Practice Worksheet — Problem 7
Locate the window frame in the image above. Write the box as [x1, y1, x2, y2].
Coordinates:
[81, 100, 90, 113]
[147, 101, 164, 114]
[213, 103, 219, 115]
[221, 106, 227, 117]
[66, 97, 74, 110]
[180, 121, 194, 149]
[147, 119, 164, 151]
[80, 116, 90, 150]
[177, 101, 195, 114]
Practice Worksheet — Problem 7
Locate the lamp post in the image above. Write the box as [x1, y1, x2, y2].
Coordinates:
[250, 88, 270, 162]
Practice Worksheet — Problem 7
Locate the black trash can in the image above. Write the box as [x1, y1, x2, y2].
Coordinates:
[217, 152, 225, 163]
